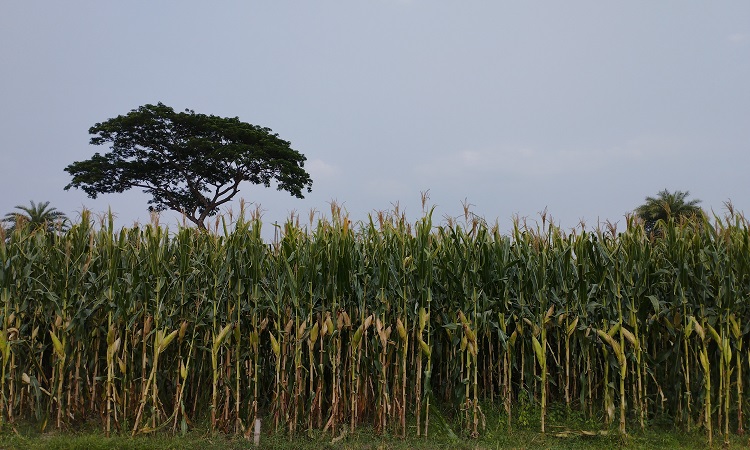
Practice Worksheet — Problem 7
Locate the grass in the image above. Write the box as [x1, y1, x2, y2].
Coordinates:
[1, 407, 747, 450]
[1, 426, 746, 449]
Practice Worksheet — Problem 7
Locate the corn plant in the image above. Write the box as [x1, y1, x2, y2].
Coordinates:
[0, 206, 748, 441]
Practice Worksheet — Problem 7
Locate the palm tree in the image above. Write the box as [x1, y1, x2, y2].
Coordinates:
[634, 189, 703, 235]
[2, 201, 70, 233]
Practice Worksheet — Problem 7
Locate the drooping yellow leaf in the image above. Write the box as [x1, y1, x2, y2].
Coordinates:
[684, 317, 694, 339]
[49, 330, 65, 360]
[0, 331, 9, 363]
[691, 317, 705, 341]
[108, 337, 121, 359]
[509, 329, 518, 347]
[352, 324, 364, 348]
[396, 318, 407, 341]
[531, 335, 545, 365]
[325, 317, 334, 336]
[159, 330, 178, 354]
[723, 339, 732, 365]
[621, 327, 639, 350]
[567, 316, 579, 337]
[729, 314, 740, 340]
[212, 323, 233, 354]
[458, 311, 468, 327]
[418, 338, 431, 357]
[705, 323, 722, 347]
[699, 349, 709, 373]
[107, 327, 116, 347]
[419, 307, 428, 332]
[309, 322, 319, 343]
[178, 320, 189, 343]
[269, 333, 280, 357]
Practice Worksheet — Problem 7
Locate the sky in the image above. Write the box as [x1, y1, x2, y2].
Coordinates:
[2, 2, 749, 238]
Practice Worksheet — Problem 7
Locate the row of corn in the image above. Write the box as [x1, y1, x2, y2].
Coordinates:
[0, 206, 748, 445]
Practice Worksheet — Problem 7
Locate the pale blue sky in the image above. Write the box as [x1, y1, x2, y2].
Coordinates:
[2, 2, 749, 235]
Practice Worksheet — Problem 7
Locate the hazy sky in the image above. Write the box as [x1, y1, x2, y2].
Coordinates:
[2, 2, 749, 236]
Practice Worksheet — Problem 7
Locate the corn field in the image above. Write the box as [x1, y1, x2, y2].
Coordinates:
[0, 204, 748, 446]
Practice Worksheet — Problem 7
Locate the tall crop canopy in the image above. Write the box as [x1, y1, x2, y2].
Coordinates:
[0, 209, 748, 444]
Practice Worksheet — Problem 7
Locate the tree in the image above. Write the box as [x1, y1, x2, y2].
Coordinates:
[2, 201, 69, 233]
[64, 103, 313, 230]
[634, 189, 704, 235]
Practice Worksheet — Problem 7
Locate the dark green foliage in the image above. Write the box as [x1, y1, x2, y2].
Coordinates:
[0, 207, 748, 440]
[64, 103, 312, 229]
[634, 189, 703, 235]
[1, 201, 69, 233]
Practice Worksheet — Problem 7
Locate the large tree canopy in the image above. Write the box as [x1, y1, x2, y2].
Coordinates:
[65, 103, 313, 229]
[634, 189, 704, 235]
